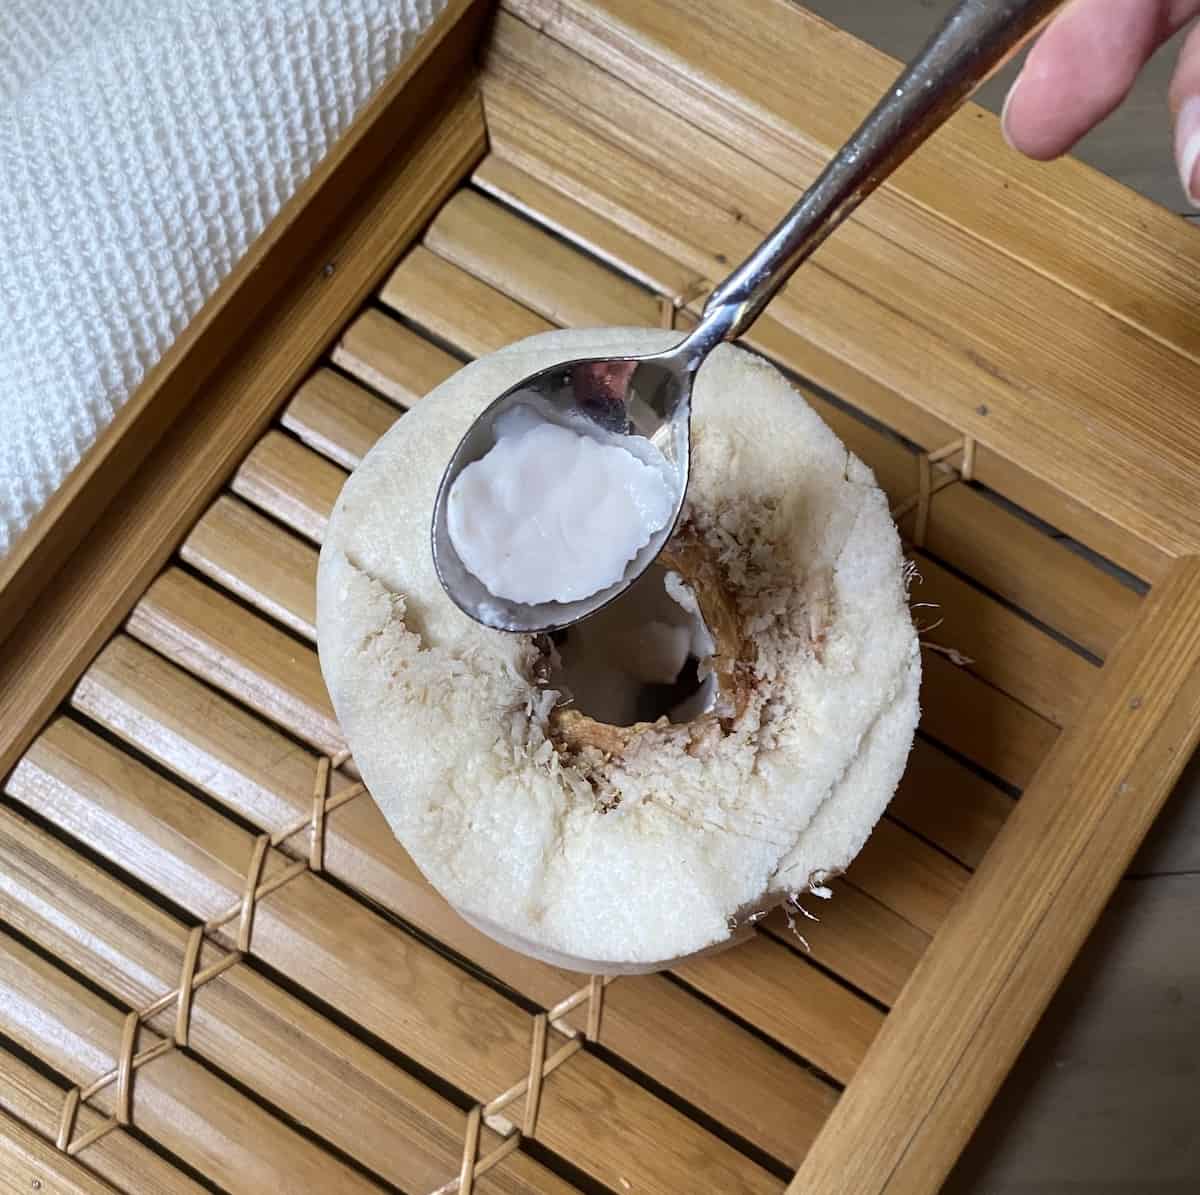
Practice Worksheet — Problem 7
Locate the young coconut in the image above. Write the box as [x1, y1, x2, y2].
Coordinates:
[317, 328, 920, 975]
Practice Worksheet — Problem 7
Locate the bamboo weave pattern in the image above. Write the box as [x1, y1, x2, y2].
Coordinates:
[55, 749, 363, 1156]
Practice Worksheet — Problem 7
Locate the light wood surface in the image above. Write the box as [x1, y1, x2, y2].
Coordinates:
[332, 308, 460, 406]
[0, 1110, 124, 1195]
[0, 932, 382, 1194]
[0, 803, 569, 1195]
[0, 1048, 206, 1195]
[281, 368, 401, 468]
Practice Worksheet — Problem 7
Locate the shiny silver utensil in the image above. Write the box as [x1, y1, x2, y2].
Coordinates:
[433, 0, 1061, 633]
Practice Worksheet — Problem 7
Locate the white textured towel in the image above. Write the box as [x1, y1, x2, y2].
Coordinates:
[0, 0, 445, 557]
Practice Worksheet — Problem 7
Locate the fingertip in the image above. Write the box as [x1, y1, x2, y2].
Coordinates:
[1000, 72, 1022, 152]
[999, 67, 1078, 160]
[1174, 94, 1200, 207]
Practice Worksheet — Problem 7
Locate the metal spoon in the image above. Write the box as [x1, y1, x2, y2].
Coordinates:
[433, 0, 1061, 634]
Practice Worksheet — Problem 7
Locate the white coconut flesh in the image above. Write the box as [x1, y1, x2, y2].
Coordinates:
[317, 328, 921, 974]
[446, 409, 677, 605]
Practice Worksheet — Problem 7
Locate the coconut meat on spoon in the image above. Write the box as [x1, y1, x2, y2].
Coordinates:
[445, 403, 677, 607]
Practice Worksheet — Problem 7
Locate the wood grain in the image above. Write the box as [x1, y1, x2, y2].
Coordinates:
[762, 884, 928, 1010]
[498, 0, 1200, 565]
[332, 308, 460, 405]
[0, 1109, 123, 1195]
[890, 740, 1013, 872]
[505, 0, 1197, 355]
[0, 83, 487, 784]
[5, 718, 778, 1195]
[280, 369, 401, 469]
[182, 496, 318, 641]
[0, 0, 491, 650]
[231, 430, 346, 546]
[427, 188, 662, 328]
[0, 932, 381, 1194]
[790, 558, 1200, 1193]
[0, 804, 572, 1195]
[382, 245, 553, 356]
[474, 153, 701, 298]
[128, 568, 344, 757]
[0, 1047, 206, 1195]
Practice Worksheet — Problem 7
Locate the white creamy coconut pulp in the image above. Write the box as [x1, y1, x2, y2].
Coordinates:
[317, 328, 921, 975]
[445, 402, 678, 606]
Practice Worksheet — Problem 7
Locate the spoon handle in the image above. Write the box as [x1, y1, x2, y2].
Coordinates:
[684, 0, 1063, 355]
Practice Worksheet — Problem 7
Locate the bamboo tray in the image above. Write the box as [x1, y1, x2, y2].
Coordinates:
[4, 2, 1200, 1192]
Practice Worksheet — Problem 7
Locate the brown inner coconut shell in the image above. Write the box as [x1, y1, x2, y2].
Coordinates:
[547, 526, 755, 761]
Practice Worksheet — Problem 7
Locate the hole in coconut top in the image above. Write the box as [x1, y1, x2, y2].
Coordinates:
[546, 562, 717, 727]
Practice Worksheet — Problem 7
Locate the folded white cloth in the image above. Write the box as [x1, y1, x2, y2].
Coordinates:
[0, 0, 445, 557]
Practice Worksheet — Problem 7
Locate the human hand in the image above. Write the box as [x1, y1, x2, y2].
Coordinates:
[1002, 0, 1200, 204]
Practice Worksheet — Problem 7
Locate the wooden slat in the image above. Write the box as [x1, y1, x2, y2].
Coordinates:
[791, 559, 1200, 1193]
[492, 3, 1200, 567]
[921, 650, 1056, 791]
[909, 552, 1096, 730]
[0, 1108, 123, 1195]
[675, 936, 883, 1083]
[280, 369, 400, 470]
[381, 245, 553, 356]
[0, 804, 572, 1195]
[0, 1048, 208, 1195]
[474, 153, 702, 298]
[479, 63, 1169, 592]
[847, 819, 963, 940]
[6, 718, 777, 1195]
[889, 740, 1013, 872]
[508, 0, 1199, 371]
[0, 0, 491, 647]
[762, 885, 927, 1010]
[0, 82, 486, 784]
[128, 568, 343, 757]
[231, 430, 345, 546]
[427, 189, 662, 328]
[71, 635, 840, 1167]
[0, 933, 381, 1194]
[182, 496, 317, 641]
[332, 308, 460, 405]
[389, 184, 1138, 664]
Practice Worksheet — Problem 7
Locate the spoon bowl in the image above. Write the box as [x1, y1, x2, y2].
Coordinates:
[432, 340, 698, 633]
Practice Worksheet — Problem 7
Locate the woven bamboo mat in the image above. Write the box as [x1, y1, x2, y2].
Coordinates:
[4, 3, 1180, 1191]
[0, 151, 1147, 1192]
